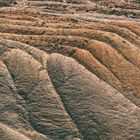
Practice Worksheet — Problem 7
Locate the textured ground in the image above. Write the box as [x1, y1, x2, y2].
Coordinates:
[0, 0, 140, 140]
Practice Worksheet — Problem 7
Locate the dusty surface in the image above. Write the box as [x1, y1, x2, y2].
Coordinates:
[0, 0, 140, 140]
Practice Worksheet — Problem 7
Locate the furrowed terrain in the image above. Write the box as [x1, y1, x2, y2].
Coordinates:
[0, 0, 140, 140]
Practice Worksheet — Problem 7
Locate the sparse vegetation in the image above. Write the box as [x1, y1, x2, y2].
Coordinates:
[0, 0, 17, 7]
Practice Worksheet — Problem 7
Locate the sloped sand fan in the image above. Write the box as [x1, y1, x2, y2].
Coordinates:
[0, 0, 140, 140]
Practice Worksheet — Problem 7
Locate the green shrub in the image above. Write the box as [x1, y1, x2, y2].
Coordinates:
[0, 0, 17, 7]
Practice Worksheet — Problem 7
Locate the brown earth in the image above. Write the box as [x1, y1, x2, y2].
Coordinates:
[0, 0, 140, 140]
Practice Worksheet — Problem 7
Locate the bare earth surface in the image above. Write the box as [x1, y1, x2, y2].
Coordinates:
[0, 0, 140, 140]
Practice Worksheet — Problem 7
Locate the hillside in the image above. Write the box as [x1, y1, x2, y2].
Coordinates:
[0, 0, 140, 140]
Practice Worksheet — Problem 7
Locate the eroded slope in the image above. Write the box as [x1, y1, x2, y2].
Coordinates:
[0, 0, 140, 140]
